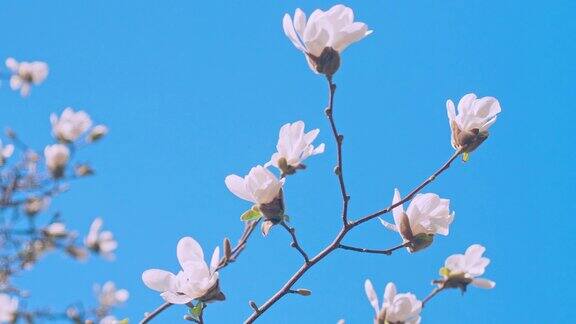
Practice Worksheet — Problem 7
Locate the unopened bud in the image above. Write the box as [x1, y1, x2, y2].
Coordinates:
[223, 237, 232, 260]
[295, 288, 312, 296]
[334, 166, 341, 175]
[183, 314, 196, 321]
[87, 125, 108, 142]
[5, 128, 16, 139]
[249, 300, 259, 312]
[75, 164, 94, 177]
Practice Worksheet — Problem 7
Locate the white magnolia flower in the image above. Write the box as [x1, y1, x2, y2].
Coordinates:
[265, 121, 325, 175]
[95, 281, 129, 308]
[380, 189, 454, 252]
[44, 144, 70, 177]
[85, 218, 118, 259]
[283, 4, 371, 74]
[443, 244, 495, 289]
[24, 196, 51, 216]
[0, 294, 18, 323]
[364, 280, 421, 324]
[0, 140, 14, 166]
[225, 165, 285, 205]
[446, 93, 501, 153]
[5, 57, 48, 97]
[142, 237, 222, 304]
[44, 222, 67, 237]
[50, 108, 93, 142]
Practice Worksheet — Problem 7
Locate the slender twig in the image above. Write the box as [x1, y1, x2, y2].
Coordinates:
[140, 302, 172, 324]
[324, 76, 350, 226]
[280, 221, 309, 263]
[140, 219, 261, 324]
[338, 242, 409, 255]
[244, 76, 462, 324]
[422, 286, 446, 308]
[351, 148, 463, 227]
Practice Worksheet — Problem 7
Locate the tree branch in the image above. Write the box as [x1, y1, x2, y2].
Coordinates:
[280, 221, 309, 263]
[243, 149, 462, 323]
[338, 242, 409, 255]
[351, 148, 462, 227]
[422, 286, 446, 308]
[324, 76, 350, 226]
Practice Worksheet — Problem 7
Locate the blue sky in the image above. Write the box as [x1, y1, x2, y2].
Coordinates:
[1, 0, 574, 323]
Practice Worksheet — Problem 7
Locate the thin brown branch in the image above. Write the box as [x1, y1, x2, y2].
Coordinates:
[351, 148, 463, 227]
[338, 242, 409, 255]
[422, 286, 446, 308]
[324, 76, 350, 226]
[280, 221, 309, 263]
[139, 302, 172, 324]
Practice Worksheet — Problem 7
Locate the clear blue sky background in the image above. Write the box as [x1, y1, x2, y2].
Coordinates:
[1, 0, 574, 323]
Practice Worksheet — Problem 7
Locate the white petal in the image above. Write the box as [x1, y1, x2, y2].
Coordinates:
[177, 237, 204, 268]
[161, 291, 193, 304]
[471, 278, 495, 289]
[142, 269, 176, 292]
[210, 246, 220, 272]
[364, 279, 380, 315]
[225, 175, 254, 202]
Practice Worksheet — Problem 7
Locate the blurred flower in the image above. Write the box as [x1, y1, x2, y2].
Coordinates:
[85, 218, 118, 260]
[0, 294, 18, 322]
[95, 281, 129, 308]
[439, 244, 495, 291]
[75, 164, 94, 177]
[142, 236, 224, 304]
[364, 280, 421, 324]
[380, 189, 454, 252]
[88, 125, 108, 142]
[265, 121, 325, 175]
[43, 222, 67, 237]
[5, 57, 48, 97]
[100, 316, 124, 324]
[0, 140, 14, 166]
[446, 93, 501, 156]
[50, 108, 92, 142]
[283, 5, 371, 75]
[24, 196, 51, 216]
[44, 144, 70, 178]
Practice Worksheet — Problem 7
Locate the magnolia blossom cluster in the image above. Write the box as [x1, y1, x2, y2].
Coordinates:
[5, 57, 48, 97]
[380, 189, 455, 252]
[42, 108, 107, 178]
[225, 121, 324, 234]
[142, 237, 223, 304]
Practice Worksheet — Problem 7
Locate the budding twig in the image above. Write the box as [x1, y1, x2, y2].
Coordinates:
[324, 76, 350, 226]
[280, 221, 309, 263]
[338, 242, 409, 255]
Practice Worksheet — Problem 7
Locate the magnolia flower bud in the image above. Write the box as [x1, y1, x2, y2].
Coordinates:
[223, 237, 232, 261]
[87, 125, 108, 142]
[295, 288, 312, 296]
[24, 197, 50, 216]
[75, 164, 94, 177]
[66, 245, 88, 261]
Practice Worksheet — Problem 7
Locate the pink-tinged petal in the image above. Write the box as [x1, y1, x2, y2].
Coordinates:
[293, 8, 307, 36]
[177, 237, 204, 268]
[225, 174, 254, 202]
[471, 278, 495, 289]
[210, 246, 220, 272]
[333, 22, 368, 52]
[384, 282, 397, 302]
[379, 217, 398, 232]
[458, 93, 477, 112]
[391, 189, 404, 228]
[364, 279, 380, 315]
[161, 291, 193, 304]
[446, 99, 456, 122]
[283, 14, 306, 52]
[142, 269, 176, 292]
